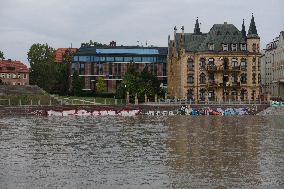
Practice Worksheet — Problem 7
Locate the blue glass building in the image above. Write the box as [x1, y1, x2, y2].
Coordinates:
[72, 45, 168, 93]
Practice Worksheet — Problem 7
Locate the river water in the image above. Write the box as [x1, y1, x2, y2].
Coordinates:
[0, 116, 283, 189]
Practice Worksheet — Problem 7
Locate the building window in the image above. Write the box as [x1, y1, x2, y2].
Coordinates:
[187, 89, 194, 100]
[188, 74, 194, 84]
[208, 73, 214, 82]
[7, 74, 11, 78]
[114, 63, 121, 76]
[96, 63, 103, 75]
[109, 63, 113, 75]
[1, 73, 5, 78]
[79, 63, 85, 75]
[133, 57, 142, 62]
[241, 44, 246, 51]
[200, 73, 206, 84]
[240, 73, 247, 84]
[187, 58, 194, 71]
[231, 44, 237, 51]
[232, 58, 238, 67]
[23, 74, 27, 79]
[199, 58, 206, 69]
[162, 63, 167, 76]
[240, 58, 247, 69]
[208, 43, 214, 51]
[18, 74, 21, 78]
[199, 88, 206, 101]
[222, 44, 229, 51]
[106, 57, 115, 62]
[208, 58, 215, 66]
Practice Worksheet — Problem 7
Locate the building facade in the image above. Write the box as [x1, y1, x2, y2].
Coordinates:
[55, 48, 78, 64]
[168, 15, 261, 102]
[261, 31, 284, 100]
[0, 59, 29, 85]
[72, 43, 167, 93]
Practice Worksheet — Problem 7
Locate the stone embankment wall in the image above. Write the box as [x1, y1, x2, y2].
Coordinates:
[0, 104, 269, 117]
[257, 106, 284, 116]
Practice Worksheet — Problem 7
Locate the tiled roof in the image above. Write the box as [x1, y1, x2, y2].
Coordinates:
[0, 60, 29, 73]
[175, 23, 246, 52]
[55, 48, 77, 63]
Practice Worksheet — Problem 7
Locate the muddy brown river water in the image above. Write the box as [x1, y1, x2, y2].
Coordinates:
[0, 116, 283, 188]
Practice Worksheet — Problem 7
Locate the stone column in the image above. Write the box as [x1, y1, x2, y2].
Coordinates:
[144, 94, 147, 103]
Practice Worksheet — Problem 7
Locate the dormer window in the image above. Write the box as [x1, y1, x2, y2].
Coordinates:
[240, 44, 247, 51]
[231, 44, 237, 51]
[222, 44, 229, 51]
[208, 43, 214, 51]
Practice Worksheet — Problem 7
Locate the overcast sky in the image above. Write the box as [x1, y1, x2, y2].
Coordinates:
[0, 0, 283, 65]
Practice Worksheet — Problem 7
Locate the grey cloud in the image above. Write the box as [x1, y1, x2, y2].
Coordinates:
[0, 0, 283, 65]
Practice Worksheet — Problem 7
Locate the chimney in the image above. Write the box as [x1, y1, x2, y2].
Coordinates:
[109, 41, 116, 47]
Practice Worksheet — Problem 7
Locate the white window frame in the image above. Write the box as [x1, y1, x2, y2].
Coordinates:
[231, 44, 237, 51]
[222, 44, 228, 51]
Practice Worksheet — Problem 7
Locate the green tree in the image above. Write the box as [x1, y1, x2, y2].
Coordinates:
[96, 77, 106, 93]
[116, 63, 160, 102]
[62, 48, 76, 93]
[71, 70, 84, 96]
[52, 63, 69, 95]
[27, 43, 56, 92]
[0, 51, 4, 60]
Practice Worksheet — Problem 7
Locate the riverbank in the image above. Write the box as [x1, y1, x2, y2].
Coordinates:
[257, 106, 284, 116]
[0, 104, 269, 116]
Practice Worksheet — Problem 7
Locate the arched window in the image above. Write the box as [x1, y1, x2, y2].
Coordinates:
[240, 73, 247, 84]
[240, 88, 247, 101]
[187, 89, 194, 100]
[187, 58, 194, 71]
[223, 58, 229, 70]
[208, 90, 215, 101]
[208, 73, 215, 82]
[199, 88, 206, 101]
[232, 58, 238, 67]
[188, 74, 194, 84]
[199, 58, 206, 69]
[240, 58, 247, 70]
[200, 73, 206, 84]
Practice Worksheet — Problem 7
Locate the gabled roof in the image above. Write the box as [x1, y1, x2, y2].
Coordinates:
[0, 60, 29, 73]
[175, 23, 246, 52]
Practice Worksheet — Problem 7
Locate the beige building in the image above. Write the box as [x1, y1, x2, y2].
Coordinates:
[167, 15, 261, 102]
[261, 31, 284, 100]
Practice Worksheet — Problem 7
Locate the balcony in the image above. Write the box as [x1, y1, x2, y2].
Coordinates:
[206, 65, 217, 72]
[230, 66, 241, 72]
[207, 80, 218, 88]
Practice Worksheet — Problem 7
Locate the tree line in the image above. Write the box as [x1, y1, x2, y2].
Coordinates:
[27, 43, 83, 96]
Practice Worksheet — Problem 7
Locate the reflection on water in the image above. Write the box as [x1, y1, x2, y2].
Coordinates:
[0, 116, 283, 188]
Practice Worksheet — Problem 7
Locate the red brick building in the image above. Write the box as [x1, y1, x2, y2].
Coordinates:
[0, 59, 29, 85]
[55, 48, 78, 64]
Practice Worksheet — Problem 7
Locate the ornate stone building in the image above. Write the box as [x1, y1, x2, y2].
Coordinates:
[167, 15, 261, 102]
[261, 31, 284, 100]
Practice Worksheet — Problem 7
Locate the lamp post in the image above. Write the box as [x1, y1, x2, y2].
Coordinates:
[125, 84, 129, 104]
